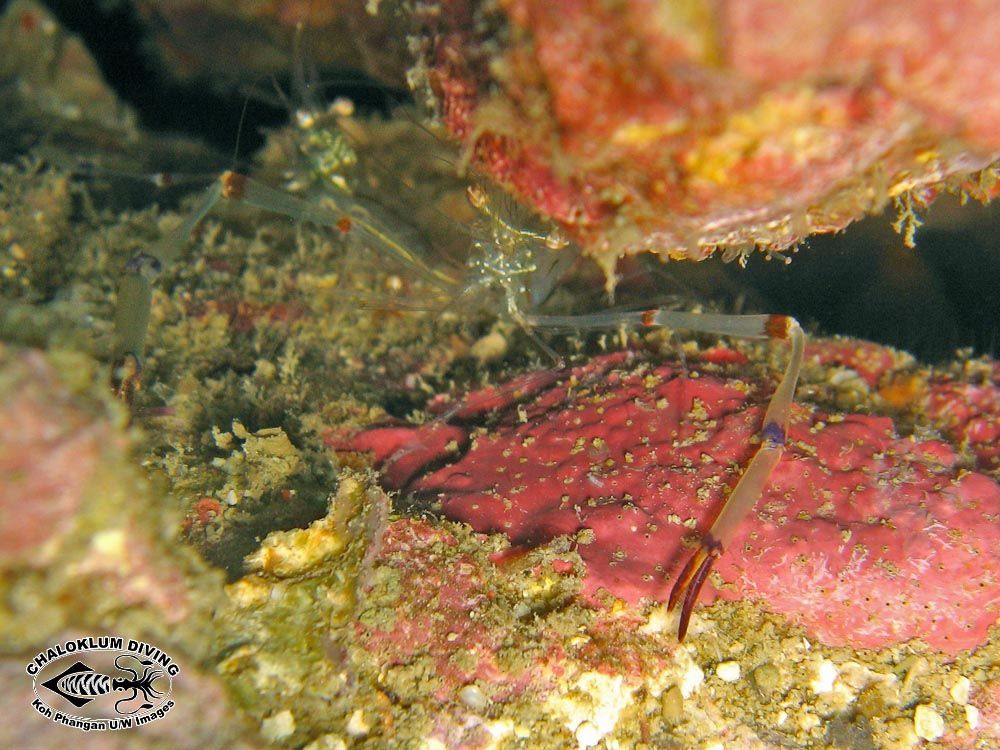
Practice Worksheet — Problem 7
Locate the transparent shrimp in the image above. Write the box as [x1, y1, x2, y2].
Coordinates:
[107, 90, 805, 641]
[446, 184, 575, 364]
[108, 93, 578, 399]
[105, 9, 583, 398]
[463, 184, 571, 315]
[108, 115, 460, 402]
[458, 177, 805, 640]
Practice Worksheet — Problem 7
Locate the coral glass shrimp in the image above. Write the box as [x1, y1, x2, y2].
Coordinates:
[108, 97, 804, 640]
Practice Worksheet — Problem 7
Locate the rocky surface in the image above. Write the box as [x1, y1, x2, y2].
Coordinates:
[339, 337, 1000, 653]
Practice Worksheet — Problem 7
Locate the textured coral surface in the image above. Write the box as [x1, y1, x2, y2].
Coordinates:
[238, 483, 1000, 750]
[95, 1, 1000, 273]
[3, 3, 998, 747]
[0, 347, 193, 625]
[418, 0, 1000, 272]
[0, 345, 258, 749]
[340, 338, 1000, 653]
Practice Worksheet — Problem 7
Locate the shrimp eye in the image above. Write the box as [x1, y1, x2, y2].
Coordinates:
[545, 230, 569, 250]
[467, 185, 488, 209]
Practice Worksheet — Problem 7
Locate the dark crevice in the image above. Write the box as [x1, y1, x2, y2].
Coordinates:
[32, 0, 406, 158]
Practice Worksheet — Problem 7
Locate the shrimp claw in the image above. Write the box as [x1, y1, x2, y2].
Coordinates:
[667, 534, 723, 640]
[664, 315, 805, 640]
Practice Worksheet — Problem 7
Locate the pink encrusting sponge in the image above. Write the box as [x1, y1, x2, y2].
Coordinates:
[337, 341, 1000, 653]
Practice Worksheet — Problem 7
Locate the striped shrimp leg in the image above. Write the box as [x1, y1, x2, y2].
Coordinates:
[526, 309, 805, 640]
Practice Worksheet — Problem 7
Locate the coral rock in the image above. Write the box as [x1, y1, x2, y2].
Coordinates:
[338, 340, 1000, 652]
[0, 346, 210, 644]
[415, 0, 1000, 272]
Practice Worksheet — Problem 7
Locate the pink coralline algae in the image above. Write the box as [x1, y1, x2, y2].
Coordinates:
[0, 348, 194, 626]
[926, 361, 1000, 474]
[418, 0, 1000, 271]
[355, 520, 557, 704]
[335, 340, 1000, 653]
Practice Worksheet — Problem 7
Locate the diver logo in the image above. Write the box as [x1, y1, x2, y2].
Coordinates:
[27, 636, 178, 731]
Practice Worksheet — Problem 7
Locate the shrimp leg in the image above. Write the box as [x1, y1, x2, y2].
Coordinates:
[110, 170, 458, 403]
[526, 309, 805, 640]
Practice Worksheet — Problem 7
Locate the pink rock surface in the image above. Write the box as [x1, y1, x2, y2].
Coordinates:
[0, 348, 194, 625]
[337, 341, 1000, 652]
[0, 349, 108, 567]
[354, 520, 558, 703]
[927, 364, 1000, 473]
[419, 0, 1000, 269]
[353, 517, 684, 749]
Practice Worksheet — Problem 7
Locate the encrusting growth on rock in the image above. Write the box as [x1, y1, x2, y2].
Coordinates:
[339, 337, 1000, 653]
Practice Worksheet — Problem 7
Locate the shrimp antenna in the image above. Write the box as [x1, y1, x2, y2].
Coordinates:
[231, 95, 251, 172]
